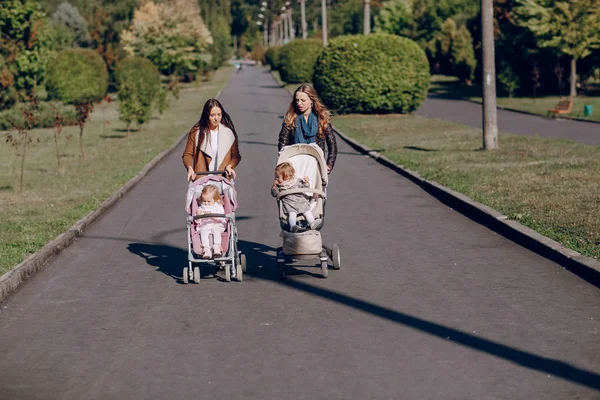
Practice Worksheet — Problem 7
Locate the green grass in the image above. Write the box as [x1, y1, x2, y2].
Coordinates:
[430, 75, 600, 122]
[333, 114, 600, 260]
[0, 66, 233, 276]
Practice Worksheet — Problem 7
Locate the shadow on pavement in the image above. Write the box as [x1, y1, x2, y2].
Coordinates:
[128, 242, 187, 284]
[118, 230, 600, 392]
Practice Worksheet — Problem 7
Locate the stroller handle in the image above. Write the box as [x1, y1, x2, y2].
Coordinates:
[190, 170, 231, 181]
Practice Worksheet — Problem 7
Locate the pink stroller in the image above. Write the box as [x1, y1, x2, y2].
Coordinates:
[184, 172, 246, 283]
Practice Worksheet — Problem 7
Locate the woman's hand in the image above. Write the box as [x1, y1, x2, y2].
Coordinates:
[187, 166, 196, 182]
[225, 165, 236, 180]
[327, 166, 332, 174]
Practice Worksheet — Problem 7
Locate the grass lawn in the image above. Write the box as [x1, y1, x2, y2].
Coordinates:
[0, 67, 233, 276]
[430, 75, 600, 122]
[333, 114, 600, 260]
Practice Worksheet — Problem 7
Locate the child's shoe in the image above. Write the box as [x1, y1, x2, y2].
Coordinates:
[213, 244, 223, 258]
[290, 225, 300, 233]
[202, 246, 212, 259]
[309, 219, 322, 230]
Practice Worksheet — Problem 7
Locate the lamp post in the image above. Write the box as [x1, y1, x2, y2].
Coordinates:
[321, 0, 327, 46]
[481, 0, 498, 149]
[286, 1, 294, 41]
[299, 0, 307, 39]
[363, 0, 371, 35]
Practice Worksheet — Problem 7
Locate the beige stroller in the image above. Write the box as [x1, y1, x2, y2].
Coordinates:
[274, 144, 341, 278]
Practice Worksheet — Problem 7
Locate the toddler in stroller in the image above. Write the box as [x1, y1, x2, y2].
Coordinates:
[273, 144, 341, 278]
[184, 173, 246, 283]
[271, 162, 322, 232]
[195, 185, 227, 259]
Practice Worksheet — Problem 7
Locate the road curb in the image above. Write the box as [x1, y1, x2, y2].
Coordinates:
[332, 125, 600, 285]
[272, 71, 600, 284]
[0, 87, 226, 303]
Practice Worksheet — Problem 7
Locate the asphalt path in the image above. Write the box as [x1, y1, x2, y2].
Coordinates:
[417, 95, 600, 146]
[1, 66, 599, 400]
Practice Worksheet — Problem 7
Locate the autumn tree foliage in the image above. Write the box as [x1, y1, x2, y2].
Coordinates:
[121, 0, 213, 78]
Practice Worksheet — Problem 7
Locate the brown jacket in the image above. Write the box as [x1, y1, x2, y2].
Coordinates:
[182, 123, 241, 173]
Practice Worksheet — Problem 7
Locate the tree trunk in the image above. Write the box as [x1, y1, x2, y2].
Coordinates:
[363, 0, 371, 35]
[321, 0, 328, 46]
[300, 0, 307, 39]
[20, 135, 27, 191]
[79, 127, 85, 159]
[570, 56, 577, 98]
[481, 0, 498, 150]
[54, 134, 61, 175]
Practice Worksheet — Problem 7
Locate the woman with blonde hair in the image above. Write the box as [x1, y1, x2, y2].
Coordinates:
[278, 84, 337, 173]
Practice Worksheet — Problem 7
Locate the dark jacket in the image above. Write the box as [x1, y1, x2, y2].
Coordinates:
[278, 121, 338, 170]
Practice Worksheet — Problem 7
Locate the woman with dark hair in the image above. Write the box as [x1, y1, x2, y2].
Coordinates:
[278, 84, 337, 173]
[183, 98, 241, 181]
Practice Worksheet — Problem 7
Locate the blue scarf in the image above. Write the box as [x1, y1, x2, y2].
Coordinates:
[294, 112, 318, 144]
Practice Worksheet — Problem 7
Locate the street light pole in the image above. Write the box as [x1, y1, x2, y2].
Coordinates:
[363, 0, 371, 35]
[299, 0, 307, 39]
[321, 0, 327, 46]
[282, 11, 289, 43]
[288, 8, 294, 40]
[481, 0, 498, 149]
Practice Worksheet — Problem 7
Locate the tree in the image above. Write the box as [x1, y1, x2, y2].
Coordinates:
[121, 0, 213, 77]
[427, 18, 476, 82]
[0, 0, 56, 109]
[374, 0, 413, 37]
[497, 61, 520, 97]
[450, 25, 476, 84]
[52, 1, 90, 47]
[514, 0, 600, 97]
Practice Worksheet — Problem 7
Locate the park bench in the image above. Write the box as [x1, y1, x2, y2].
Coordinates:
[547, 99, 573, 118]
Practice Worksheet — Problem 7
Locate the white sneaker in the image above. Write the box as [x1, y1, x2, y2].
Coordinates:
[202, 246, 212, 259]
[309, 219, 322, 230]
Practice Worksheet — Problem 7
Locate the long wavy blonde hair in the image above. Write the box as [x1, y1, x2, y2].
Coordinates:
[283, 85, 330, 139]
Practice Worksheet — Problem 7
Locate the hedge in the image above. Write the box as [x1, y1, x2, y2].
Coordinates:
[312, 34, 430, 114]
[45, 48, 108, 104]
[264, 46, 282, 70]
[0, 101, 77, 130]
[278, 39, 323, 83]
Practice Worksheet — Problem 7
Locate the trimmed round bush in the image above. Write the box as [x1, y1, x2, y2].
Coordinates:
[46, 48, 108, 104]
[114, 57, 161, 93]
[313, 34, 430, 114]
[264, 46, 282, 70]
[278, 39, 323, 83]
[115, 57, 162, 127]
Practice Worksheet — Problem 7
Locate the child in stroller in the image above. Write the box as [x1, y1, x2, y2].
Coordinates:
[195, 185, 227, 259]
[184, 172, 246, 283]
[271, 162, 322, 232]
[273, 144, 341, 278]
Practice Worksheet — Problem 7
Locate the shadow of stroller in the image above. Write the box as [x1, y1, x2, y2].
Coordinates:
[237, 239, 325, 280]
[127, 242, 189, 284]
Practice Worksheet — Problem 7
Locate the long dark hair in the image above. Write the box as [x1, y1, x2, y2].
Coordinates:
[189, 98, 238, 146]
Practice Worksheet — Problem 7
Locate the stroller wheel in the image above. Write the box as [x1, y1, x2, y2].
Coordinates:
[320, 261, 328, 278]
[277, 262, 286, 280]
[331, 244, 341, 270]
[240, 254, 247, 273]
[193, 266, 201, 283]
[225, 263, 231, 282]
[183, 267, 189, 284]
[236, 261, 243, 282]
